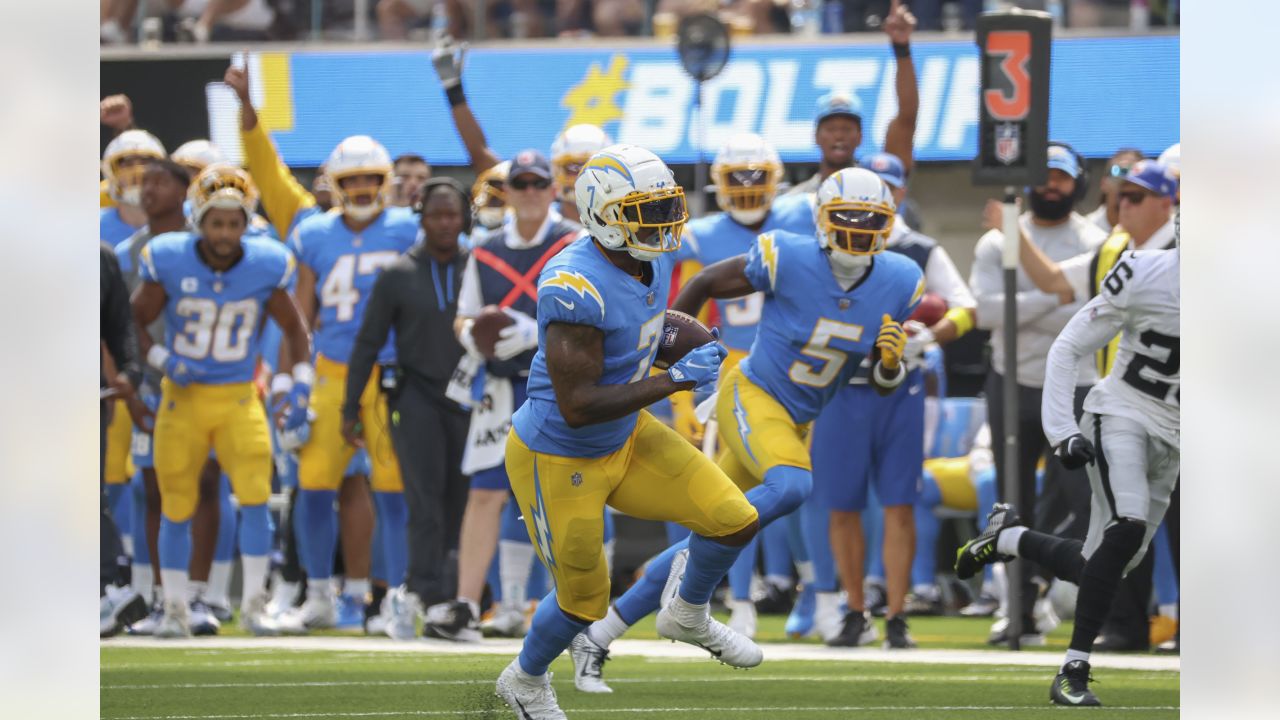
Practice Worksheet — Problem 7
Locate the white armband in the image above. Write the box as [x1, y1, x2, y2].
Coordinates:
[270, 373, 294, 396]
[292, 362, 315, 387]
[872, 360, 906, 389]
[146, 345, 171, 372]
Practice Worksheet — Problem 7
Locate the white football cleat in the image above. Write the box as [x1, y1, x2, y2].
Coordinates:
[266, 577, 300, 618]
[495, 658, 567, 720]
[154, 600, 191, 639]
[101, 585, 148, 638]
[813, 591, 845, 643]
[728, 599, 757, 640]
[482, 603, 528, 638]
[569, 632, 613, 694]
[383, 586, 421, 641]
[281, 589, 338, 631]
[656, 594, 763, 668]
[657, 548, 689, 611]
[188, 599, 221, 636]
[239, 592, 281, 637]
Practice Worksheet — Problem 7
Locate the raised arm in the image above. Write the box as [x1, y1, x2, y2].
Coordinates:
[671, 256, 755, 318]
[545, 323, 690, 428]
[881, 0, 919, 177]
[969, 230, 1062, 331]
[432, 37, 500, 174]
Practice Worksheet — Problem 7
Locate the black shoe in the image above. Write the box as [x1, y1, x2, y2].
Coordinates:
[422, 600, 481, 642]
[865, 581, 888, 618]
[754, 582, 795, 615]
[955, 503, 1024, 580]
[826, 610, 877, 647]
[883, 615, 917, 649]
[1050, 660, 1102, 706]
[904, 591, 944, 616]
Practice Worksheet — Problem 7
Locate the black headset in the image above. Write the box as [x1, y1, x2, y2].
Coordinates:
[413, 177, 473, 235]
[1047, 140, 1089, 205]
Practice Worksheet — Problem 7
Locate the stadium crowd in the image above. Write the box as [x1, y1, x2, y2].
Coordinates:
[98, 6, 1180, 696]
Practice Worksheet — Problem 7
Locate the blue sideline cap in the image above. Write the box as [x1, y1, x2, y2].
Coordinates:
[861, 152, 906, 188]
[1123, 159, 1179, 199]
[509, 149, 552, 180]
[1046, 144, 1082, 179]
[814, 92, 862, 126]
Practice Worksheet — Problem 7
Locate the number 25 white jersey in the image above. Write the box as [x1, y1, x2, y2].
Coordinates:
[1042, 248, 1180, 449]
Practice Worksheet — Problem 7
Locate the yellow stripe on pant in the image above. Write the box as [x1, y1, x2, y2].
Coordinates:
[504, 411, 757, 621]
[297, 354, 403, 492]
[152, 379, 271, 522]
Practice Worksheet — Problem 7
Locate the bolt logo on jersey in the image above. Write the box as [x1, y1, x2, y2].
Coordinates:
[290, 206, 419, 364]
[737, 230, 924, 424]
[139, 232, 295, 384]
[540, 270, 606, 317]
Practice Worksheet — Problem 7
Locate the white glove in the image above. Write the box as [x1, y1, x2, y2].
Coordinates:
[457, 318, 483, 359]
[432, 36, 467, 90]
[493, 308, 539, 361]
[903, 320, 935, 364]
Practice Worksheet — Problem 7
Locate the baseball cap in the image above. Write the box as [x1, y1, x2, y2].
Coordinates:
[1122, 159, 1178, 199]
[814, 92, 862, 126]
[861, 152, 906, 189]
[1046, 144, 1082, 179]
[508, 149, 552, 180]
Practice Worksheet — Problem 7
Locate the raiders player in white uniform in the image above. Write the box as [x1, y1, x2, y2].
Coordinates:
[954, 220, 1179, 707]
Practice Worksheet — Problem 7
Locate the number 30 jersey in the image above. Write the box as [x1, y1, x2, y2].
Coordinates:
[290, 207, 419, 364]
[139, 231, 296, 384]
[512, 236, 676, 459]
[1043, 248, 1180, 449]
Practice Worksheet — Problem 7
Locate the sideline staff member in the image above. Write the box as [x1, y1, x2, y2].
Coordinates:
[343, 178, 471, 611]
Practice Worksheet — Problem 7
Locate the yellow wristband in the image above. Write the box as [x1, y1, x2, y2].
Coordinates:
[944, 307, 975, 337]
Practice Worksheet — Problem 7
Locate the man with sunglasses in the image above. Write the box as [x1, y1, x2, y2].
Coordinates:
[970, 143, 1108, 645]
[1086, 149, 1144, 235]
[433, 149, 584, 643]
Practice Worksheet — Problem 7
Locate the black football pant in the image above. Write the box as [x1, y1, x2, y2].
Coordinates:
[101, 401, 126, 595]
[389, 376, 471, 607]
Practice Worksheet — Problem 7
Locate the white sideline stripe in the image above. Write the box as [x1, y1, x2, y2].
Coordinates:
[103, 636, 1181, 672]
[112, 706, 1181, 719]
[106, 673, 1176, 690]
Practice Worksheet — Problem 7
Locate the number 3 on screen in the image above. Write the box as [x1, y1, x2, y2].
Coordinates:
[984, 30, 1031, 122]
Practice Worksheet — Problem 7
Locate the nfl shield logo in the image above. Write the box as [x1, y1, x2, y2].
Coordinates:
[646, 291, 656, 306]
[571, 472, 583, 487]
[995, 123, 1020, 165]
[838, 298, 851, 310]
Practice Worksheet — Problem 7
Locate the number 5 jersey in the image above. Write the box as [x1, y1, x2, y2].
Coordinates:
[1042, 248, 1180, 449]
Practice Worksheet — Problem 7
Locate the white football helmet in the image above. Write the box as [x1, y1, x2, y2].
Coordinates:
[324, 135, 393, 222]
[171, 140, 226, 177]
[472, 160, 511, 230]
[550, 124, 613, 191]
[102, 129, 166, 206]
[711, 133, 782, 226]
[189, 163, 259, 226]
[575, 144, 688, 261]
[1158, 142, 1180, 178]
[814, 167, 896, 269]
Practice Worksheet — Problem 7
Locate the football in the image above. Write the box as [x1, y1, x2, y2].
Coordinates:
[654, 310, 717, 370]
[471, 305, 513, 359]
[909, 292, 948, 329]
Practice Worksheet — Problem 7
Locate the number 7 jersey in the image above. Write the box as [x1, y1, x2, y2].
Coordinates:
[1043, 248, 1180, 449]
[139, 231, 296, 384]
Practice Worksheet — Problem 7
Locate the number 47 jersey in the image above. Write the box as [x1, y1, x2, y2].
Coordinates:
[1044, 248, 1180, 449]
[139, 231, 296, 384]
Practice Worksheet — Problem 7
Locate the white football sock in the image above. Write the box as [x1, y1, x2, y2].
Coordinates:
[345, 578, 370, 600]
[1063, 648, 1090, 670]
[187, 580, 207, 602]
[765, 574, 791, 591]
[240, 555, 269, 607]
[207, 561, 233, 606]
[586, 606, 631, 649]
[667, 593, 708, 626]
[132, 563, 154, 603]
[499, 539, 536, 609]
[161, 569, 188, 607]
[1158, 603, 1178, 621]
[796, 560, 815, 584]
[996, 525, 1027, 557]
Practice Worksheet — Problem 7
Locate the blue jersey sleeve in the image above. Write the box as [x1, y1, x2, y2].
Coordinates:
[743, 231, 781, 294]
[899, 273, 926, 321]
[137, 243, 161, 283]
[114, 238, 134, 276]
[537, 269, 607, 327]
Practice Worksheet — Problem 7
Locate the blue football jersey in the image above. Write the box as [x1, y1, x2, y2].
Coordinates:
[101, 207, 140, 246]
[676, 207, 805, 352]
[290, 207, 418, 364]
[768, 193, 817, 235]
[139, 232, 296, 384]
[738, 230, 925, 424]
[512, 237, 676, 458]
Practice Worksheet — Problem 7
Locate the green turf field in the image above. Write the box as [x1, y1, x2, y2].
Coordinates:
[101, 617, 1179, 719]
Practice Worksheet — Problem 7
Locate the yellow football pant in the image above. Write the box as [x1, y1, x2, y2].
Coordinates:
[104, 400, 134, 485]
[505, 411, 757, 621]
[714, 365, 812, 491]
[153, 379, 271, 522]
[297, 354, 403, 492]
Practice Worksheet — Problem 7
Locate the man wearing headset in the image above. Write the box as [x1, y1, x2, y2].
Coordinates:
[968, 143, 1107, 645]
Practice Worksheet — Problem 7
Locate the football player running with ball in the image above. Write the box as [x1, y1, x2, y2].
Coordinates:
[494, 145, 762, 719]
[955, 214, 1180, 706]
[130, 166, 312, 637]
[573, 167, 925, 692]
